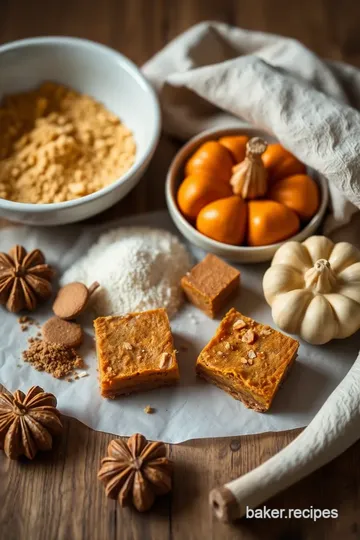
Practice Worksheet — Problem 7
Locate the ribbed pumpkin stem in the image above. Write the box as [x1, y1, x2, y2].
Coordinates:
[304, 259, 337, 293]
[230, 137, 268, 199]
[13, 398, 27, 415]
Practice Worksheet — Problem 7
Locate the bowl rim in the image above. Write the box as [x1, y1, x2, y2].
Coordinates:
[0, 36, 161, 213]
[166, 126, 329, 254]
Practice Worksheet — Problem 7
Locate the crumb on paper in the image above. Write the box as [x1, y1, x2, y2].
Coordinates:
[18, 315, 38, 333]
[144, 405, 155, 414]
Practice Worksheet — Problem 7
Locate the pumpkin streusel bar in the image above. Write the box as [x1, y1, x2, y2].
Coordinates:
[196, 308, 299, 412]
[94, 308, 179, 398]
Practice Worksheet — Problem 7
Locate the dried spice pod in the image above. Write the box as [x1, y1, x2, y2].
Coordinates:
[98, 433, 173, 512]
[0, 245, 54, 313]
[230, 137, 268, 199]
[52, 281, 99, 320]
[42, 316, 84, 348]
[0, 386, 63, 460]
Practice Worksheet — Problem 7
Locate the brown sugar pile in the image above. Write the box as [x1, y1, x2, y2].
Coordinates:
[22, 338, 83, 379]
[0, 82, 136, 203]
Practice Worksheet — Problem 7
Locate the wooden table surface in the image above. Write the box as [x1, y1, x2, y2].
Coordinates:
[1, 1, 360, 539]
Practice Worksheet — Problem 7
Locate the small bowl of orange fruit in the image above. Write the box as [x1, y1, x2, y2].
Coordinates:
[166, 127, 328, 263]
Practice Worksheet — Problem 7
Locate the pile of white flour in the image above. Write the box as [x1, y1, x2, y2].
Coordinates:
[61, 227, 191, 317]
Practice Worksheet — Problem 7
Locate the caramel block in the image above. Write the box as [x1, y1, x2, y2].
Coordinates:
[181, 254, 240, 318]
[196, 308, 299, 412]
[94, 308, 179, 398]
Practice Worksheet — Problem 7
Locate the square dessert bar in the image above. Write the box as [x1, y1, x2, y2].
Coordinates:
[196, 308, 299, 412]
[181, 254, 240, 318]
[94, 308, 179, 398]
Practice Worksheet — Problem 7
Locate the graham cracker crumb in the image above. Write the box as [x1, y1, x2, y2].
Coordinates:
[242, 329, 256, 344]
[144, 405, 155, 414]
[159, 352, 172, 369]
[260, 327, 272, 336]
[0, 82, 136, 203]
[233, 319, 247, 330]
[18, 315, 37, 332]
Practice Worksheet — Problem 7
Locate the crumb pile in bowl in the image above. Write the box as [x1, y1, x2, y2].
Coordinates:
[0, 82, 136, 203]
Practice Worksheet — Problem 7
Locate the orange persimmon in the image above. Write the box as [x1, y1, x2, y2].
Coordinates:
[268, 174, 319, 221]
[247, 200, 300, 246]
[177, 172, 232, 220]
[262, 143, 306, 183]
[185, 141, 234, 184]
[177, 135, 320, 248]
[218, 135, 249, 162]
[196, 196, 247, 245]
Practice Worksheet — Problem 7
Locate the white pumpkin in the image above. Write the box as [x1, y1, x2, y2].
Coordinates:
[263, 236, 360, 344]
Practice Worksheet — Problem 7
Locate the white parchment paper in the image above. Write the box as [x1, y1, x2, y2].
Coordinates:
[0, 211, 359, 443]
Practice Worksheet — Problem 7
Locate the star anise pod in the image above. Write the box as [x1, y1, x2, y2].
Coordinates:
[0, 245, 54, 313]
[98, 433, 173, 512]
[0, 386, 63, 460]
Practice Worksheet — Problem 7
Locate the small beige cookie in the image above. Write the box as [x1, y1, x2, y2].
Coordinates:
[42, 317, 84, 348]
[53, 281, 99, 320]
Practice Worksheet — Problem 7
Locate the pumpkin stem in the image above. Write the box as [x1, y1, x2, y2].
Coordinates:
[131, 457, 143, 470]
[230, 137, 268, 199]
[13, 398, 27, 415]
[304, 259, 337, 294]
[88, 281, 100, 297]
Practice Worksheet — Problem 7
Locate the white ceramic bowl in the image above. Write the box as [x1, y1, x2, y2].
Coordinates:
[0, 37, 160, 225]
[166, 127, 329, 263]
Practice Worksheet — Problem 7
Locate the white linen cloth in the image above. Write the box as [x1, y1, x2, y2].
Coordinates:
[143, 22, 360, 235]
